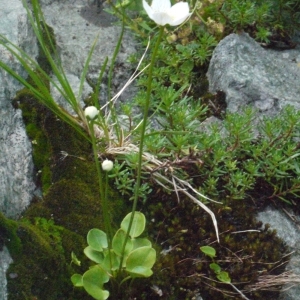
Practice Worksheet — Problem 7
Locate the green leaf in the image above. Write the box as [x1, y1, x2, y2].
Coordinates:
[181, 60, 194, 73]
[121, 212, 146, 238]
[112, 228, 133, 257]
[210, 262, 221, 274]
[82, 266, 110, 300]
[170, 74, 182, 83]
[84, 246, 104, 264]
[102, 249, 120, 271]
[87, 229, 108, 251]
[200, 245, 216, 258]
[71, 274, 83, 287]
[126, 266, 153, 278]
[132, 237, 152, 250]
[125, 246, 156, 277]
[217, 271, 231, 283]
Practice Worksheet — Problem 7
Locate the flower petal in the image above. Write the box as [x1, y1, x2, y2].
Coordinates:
[167, 2, 191, 26]
[151, 12, 173, 26]
[143, 0, 154, 19]
[151, 0, 171, 12]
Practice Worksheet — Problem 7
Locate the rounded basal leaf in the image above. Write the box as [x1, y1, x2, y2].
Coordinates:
[209, 262, 221, 274]
[121, 212, 146, 238]
[126, 266, 153, 278]
[71, 274, 83, 287]
[217, 271, 231, 283]
[82, 266, 110, 300]
[125, 246, 156, 277]
[102, 249, 120, 271]
[200, 245, 216, 258]
[87, 229, 108, 251]
[112, 228, 133, 257]
[84, 246, 104, 264]
[132, 237, 152, 250]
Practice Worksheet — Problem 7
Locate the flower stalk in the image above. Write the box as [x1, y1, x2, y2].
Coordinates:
[118, 25, 165, 272]
[88, 119, 113, 246]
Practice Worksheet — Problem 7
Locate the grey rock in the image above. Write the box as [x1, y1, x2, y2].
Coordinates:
[40, 0, 137, 107]
[0, 247, 13, 300]
[207, 33, 300, 299]
[207, 33, 300, 116]
[0, 0, 38, 298]
[256, 207, 300, 300]
[50, 74, 93, 115]
[0, 0, 37, 218]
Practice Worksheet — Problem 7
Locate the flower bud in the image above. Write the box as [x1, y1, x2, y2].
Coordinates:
[84, 106, 99, 120]
[167, 34, 177, 44]
[102, 159, 113, 172]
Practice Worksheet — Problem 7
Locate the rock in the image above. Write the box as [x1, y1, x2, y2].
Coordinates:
[40, 0, 138, 107]
[50, 74, 92, 115]
[0, 0, 37, 219]
[256, 207, 300, 300]
[207, 32, 300, 300]
[207, 32, 300, 116]
[0, 0, 38, 298]
[0, 247, 13, 300]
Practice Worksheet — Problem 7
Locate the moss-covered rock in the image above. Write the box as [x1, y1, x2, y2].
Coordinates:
[0, 213, 22, 257]
[6, 90, 128, 299]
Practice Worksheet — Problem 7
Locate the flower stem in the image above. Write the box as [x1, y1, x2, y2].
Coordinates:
[118, 26, 165, 273]
[89, 121, 113, 246]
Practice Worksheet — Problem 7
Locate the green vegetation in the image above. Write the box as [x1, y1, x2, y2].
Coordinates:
[1, 0, 300, 299]
[72, 212, 156, 300]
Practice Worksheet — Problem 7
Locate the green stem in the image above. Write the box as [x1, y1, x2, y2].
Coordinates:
[118, 26, 165, 273]
[89, 121, 113, 246]
[107, 17, 125, 143]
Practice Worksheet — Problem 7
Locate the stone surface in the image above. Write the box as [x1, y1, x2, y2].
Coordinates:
[207, 32, 300, 300]
[0, 0, 37, 219]
[0, 247, 13, 300]
[0, 0, 38, 298]
[256, 207, 300, 300]
[40, 0, 138, 107]
[207, 32, 300, 116]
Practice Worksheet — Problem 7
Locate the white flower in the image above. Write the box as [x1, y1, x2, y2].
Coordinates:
[143, 0, 191, 26]
[84, 106, 99, 120]
[102, 159, 114, 172]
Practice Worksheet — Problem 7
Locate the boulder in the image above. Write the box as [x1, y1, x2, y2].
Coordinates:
[207, 32, 300, 300]
[40, 0, 137, 106]
[207, 32, 300, 116]
[0, 0, 38, 299]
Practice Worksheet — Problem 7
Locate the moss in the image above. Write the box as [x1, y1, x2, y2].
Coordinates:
[7, 219, 92, 300]
[8, 86, 128, 299]
[0, 212, 22, 257]
[14, 90, 53, 193]
[134, 192, 288, 299]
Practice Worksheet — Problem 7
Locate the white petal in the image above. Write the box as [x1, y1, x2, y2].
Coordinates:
[167, 2, 191, 26]
[151, 0, 171, 12]
[151, 12, 173, 26]
[143, 0, 154, 19]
